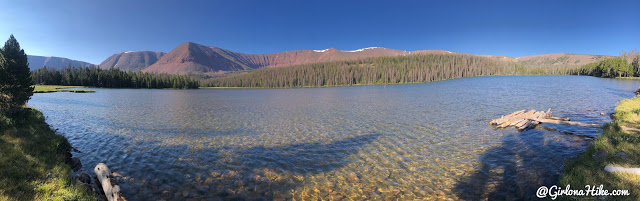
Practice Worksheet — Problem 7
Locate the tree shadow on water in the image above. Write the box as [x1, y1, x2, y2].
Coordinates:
[154, 133, 382, 200]
[232, 133, 380, 174]
[454, 129, 589, 200]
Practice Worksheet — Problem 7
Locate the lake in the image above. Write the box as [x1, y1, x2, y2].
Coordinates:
[28, 75, 640, 200]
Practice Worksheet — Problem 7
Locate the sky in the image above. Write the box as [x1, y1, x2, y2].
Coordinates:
[0, 0, 638, 64]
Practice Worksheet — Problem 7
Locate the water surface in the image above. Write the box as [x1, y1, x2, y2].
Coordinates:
[28, 75, 640, 200]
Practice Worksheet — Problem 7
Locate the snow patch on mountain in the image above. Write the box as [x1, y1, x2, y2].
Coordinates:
[344, 47, 381, 52]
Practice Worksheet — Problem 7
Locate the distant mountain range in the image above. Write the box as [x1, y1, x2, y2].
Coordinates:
[27, 55, 94, 70]
[27, 42, 612, 75]
[142, 42, 413, 74]
[99, 51, 165, 71]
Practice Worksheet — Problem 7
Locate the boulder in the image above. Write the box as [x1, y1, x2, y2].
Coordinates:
[76, 173, 91, 184]
[70, 157, 82, 172]
[592, 149, 608, 160]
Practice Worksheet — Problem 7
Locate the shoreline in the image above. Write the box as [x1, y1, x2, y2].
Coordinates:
[0, 108, 96, 200]
[558, 92, 640, 200]
[33, 85, 95, 93]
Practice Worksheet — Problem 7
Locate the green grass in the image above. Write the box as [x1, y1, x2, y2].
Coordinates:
[612, 77, 640, 80]
[0, 108, 96, 200]
[559, 96, 640, 200]
[33, 85, 95, 93]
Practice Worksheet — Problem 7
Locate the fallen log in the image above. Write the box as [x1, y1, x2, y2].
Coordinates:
[604, 165, 640, 176]
[490, 110, 525, 125]
[497, 110, 534, 128]
[547, 116, 570, 121]
[517, 120, 537, 131]
[94, 163, 127, 201]
[530, 118, 602, 128]
[490, 109, 601, 131]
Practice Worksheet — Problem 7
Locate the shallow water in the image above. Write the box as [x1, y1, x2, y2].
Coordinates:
[28, 75, 640, 200]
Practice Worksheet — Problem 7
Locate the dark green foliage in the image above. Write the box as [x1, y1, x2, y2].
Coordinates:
[31, 66, 200, 89]
[573, 51, 639, 78]
[633, 56, 639, 77]
[0, 35, 34, 114]
[206, 54, 582, 88]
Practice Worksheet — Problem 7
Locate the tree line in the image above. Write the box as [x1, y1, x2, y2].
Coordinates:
[205, 53, 585, 88]
[571, 51, 640, 77]
[31, 66, 200, 89]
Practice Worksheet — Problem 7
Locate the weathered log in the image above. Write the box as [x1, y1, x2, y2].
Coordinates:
[604, 165, 640, 176]
[490, 109, 600, 131]
[546, 108, 551, 118]
[490, 110, 525, 125]
[94, 163, 126, 201]
[530, 118, 601, 128]
[498, 110, 534, 127]
[517, 120, 538, 131]
[546, 116, 570, 121]
[514, 118, 529, 128]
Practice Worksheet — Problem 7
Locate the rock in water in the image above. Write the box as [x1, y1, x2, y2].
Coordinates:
[70, 157, 82, 172]
[77, 173, 91, 184]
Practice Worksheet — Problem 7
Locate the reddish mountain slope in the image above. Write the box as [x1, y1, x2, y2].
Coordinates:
[235, 47, 410, 68]
[135, 41, 612, 75]
[143, 42, 252, 74]
[99, 51, 165, 71]
[143, 42, 412, 74]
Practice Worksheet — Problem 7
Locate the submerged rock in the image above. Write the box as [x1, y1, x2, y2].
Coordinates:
[70, 157, 82, 172]
[76, 173, 91, 184]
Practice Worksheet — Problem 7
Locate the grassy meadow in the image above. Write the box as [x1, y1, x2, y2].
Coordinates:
[33, 85, 95, 93]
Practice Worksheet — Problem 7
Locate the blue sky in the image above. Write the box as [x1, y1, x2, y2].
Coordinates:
[0, 0, 638, 64]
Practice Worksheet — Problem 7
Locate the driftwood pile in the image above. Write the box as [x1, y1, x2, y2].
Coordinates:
[490, 109, 601, 131]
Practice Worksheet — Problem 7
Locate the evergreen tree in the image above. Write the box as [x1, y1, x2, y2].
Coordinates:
[0, 53, 7, 113]
[633, 56, 640, 77]
[0, 35, 33, 114]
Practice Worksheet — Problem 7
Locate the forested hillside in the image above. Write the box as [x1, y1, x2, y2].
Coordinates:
[31, 66, 200, 89]
[205, 53, 586, 88]
[571, 51, 640, 77]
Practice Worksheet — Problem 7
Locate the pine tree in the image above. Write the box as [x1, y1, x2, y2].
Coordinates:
[0, 35, 33, 114]
[0, 52, 8, 113]
[633, 56, 640, 77]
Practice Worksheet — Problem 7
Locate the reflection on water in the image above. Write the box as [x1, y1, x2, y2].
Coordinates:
[28, 75, 640, 200]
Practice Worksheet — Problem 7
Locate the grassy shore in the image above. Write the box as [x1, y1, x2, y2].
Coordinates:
[33, 85, 95, 93]
[0, 108, 96, 200]
[559, 96, 640, 200]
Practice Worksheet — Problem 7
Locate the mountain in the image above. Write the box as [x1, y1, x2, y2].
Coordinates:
[143, 42, 411, 74]
[99, 51, 165, 71]
[233, 47, 410, 69]
[133, 41, 612, 75]
[143, 42, 252, 74]
[27, 55, 94, 70]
